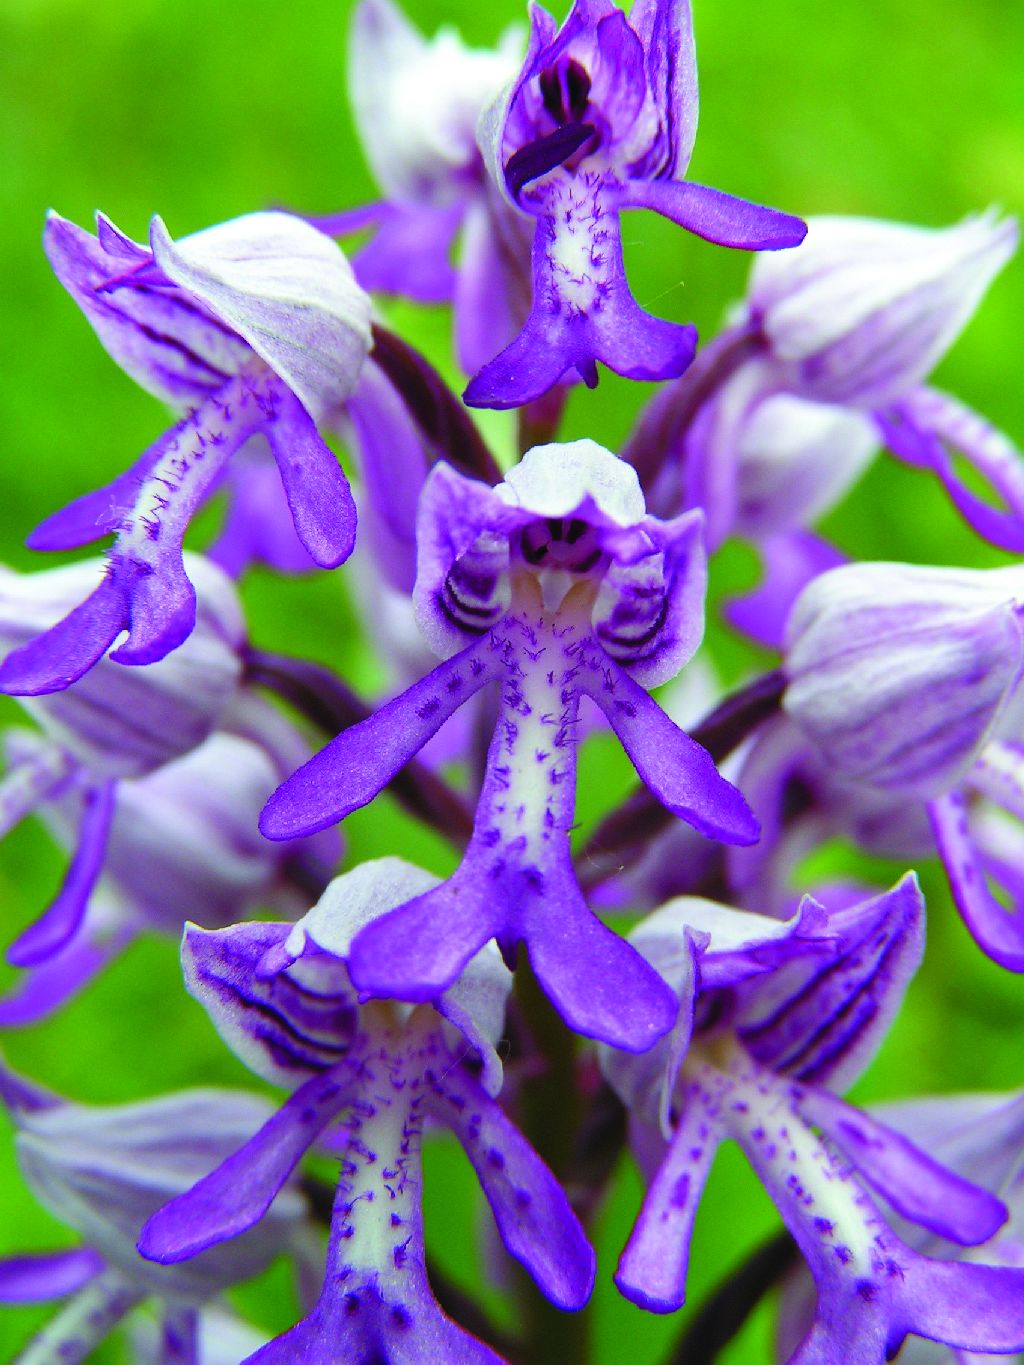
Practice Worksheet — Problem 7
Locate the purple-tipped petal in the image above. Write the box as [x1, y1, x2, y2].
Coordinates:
[615, 1091, 721, 1312]
[799, 1088, 1007, 1246]
[262, 387, 357, 569]
[884, 387, 1024, 554]
[0, 912, 133, 1027]
[725, 531, 846, 652]
[7, 780, 115, 967]
[138, 1063, 356, 1262]
[0, 1248, 104, 1304]
[431, 1067, 596, 1310]
[622, 179, 806, 250]
[107, 552, 197, 666]
[260, 637, 498, 839]
[0, 572, 129, 695]
[580, 656, 759, 845]
[525, 877, 679, 1052]
[930, 789, 1024, 971]
[348, 871, 496, 1003]
[899, 1256, 1024, 1355]
[353, 202, 461, 303]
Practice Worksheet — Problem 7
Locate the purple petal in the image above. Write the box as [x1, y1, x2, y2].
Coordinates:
[260, 637, 498, 839]
[0, 913, 133, 1027]
[798, 1088, 1007, 1246]
[579, 655, 759, 845]
[0, 572, 129, 695]
[430, 1067, 596, 1310]
[900, 1256, 1024, 1354]
[525, 877, 680, 1052]
[0, 1248, 104, 1304]
[353, 202, 461, 303]
[930, 789, 1024, 971]
[347, 869, 497, 1003]
[621, 179, 806, 250]
[138, 1063, 356, 1262]
[262, 386, 357, 569]
[346, 363, 429, 594]
[882, 387, 1024, 553]
[7, 780, 115, 967]
[453, 195, 531, 378]
[206, 438, 316, 577]
[106, 552, 197, 666]
[615, 1094, 721, 1312]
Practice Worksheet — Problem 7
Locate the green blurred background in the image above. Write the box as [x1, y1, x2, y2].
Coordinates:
[0, 0, 1022, 1358]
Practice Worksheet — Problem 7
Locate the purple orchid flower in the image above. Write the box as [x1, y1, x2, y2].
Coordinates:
[604, 878, 1024, 1363]
[777, 1087, 1024, 1363]
[783, 560, 1024, 971]
[138, 858, 596, 1363]
[463, 0, 806, 408]
[259, 440, 758, 1053]
[0, 210, 372, 694]
[0, 1057, 309, 1365]
[633, 210, 1021, 566]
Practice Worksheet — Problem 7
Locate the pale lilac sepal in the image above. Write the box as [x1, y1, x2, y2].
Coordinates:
[149, 213, 371, 421]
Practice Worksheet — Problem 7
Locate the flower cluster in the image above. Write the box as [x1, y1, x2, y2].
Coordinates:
[2, 0, 1023, 1362]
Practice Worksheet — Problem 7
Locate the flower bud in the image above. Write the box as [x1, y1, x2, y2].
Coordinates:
[747, 212, 1018, 408]
[784, 561, 1024, 797]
